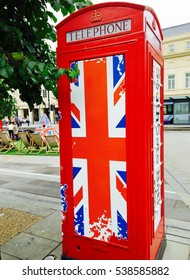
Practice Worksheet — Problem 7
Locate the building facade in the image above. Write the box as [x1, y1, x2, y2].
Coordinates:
[10, 23, 190, 125]
[11, 86, 58, 124]
[163, 23, 190, 124]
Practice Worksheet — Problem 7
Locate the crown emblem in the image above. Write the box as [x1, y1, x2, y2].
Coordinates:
[152, 19, 156, 30]
[90, 10, 103, 23]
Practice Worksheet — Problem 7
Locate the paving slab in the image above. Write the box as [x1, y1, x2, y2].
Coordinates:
[39, 167, 60, 175]
[0, 179, 60, 198]
[46, 243, 62, 260]
[166, 234, 190, 246]
[0, 188, 16, 195]
[164, 191, 181, 200]
[1, 232, 60, 260]
[166, 218, 190, 230]
[181, 183, 190, 194]
[165, 198, 176, 209]
[0, 168, 60, 182]
[162, 240, 189, 260]
[1, 252, 21, 260]
[0, 179, 9, 185]
[169, 207, 190, 222]
[166, 227, 190, 239]
[165, 207, 176, 219]
[175, 200, 190, 209]
[178, 192, 190, 208]
[0, 177, 34, 190]
[0, 197, 55, 217]
[25, 210, 62, 242]
[28, 179, 60, 196]
[0, 191, 60, 211]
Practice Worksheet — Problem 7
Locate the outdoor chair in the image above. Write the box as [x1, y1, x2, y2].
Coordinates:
[17, 131, 32, 154]
[45, 135, 59, 154]
[0, 131, 18, 153]
[29, 133, 48, 154]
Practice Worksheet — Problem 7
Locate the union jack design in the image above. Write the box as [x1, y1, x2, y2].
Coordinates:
[107, 55, 126, 137]
[110, 161, 127, 239]
[73, 158, 90, 236]
[71, 61, 86, 137]
[71, 55, 128, 243]
[35, 114, 59, 139]
[61, 184, 68, 212]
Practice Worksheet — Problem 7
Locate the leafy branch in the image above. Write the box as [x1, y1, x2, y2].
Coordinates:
[0, 0, 92, 116]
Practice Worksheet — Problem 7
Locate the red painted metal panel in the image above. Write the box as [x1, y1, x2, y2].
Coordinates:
[57, 2, 164, 260]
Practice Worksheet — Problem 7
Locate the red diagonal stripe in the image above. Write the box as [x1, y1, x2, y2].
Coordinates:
[74, 186, 83, 208]
[116, 175, 127, 200]
[114, 78, 125, 105]
[71, 103, 80, 121]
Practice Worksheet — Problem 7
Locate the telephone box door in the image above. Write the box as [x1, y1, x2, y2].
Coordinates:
[60, 43, 138, 260]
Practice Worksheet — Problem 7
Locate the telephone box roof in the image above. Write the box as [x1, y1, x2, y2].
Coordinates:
[56, 1, 163, 39]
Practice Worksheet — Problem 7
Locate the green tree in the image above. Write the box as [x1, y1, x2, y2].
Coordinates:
[0, 82, 18, 119]
[0, 0, 92, 117]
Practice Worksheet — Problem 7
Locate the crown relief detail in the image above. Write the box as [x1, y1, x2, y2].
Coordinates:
[152, 18, 156, 30]
[90, 10, 103, 23]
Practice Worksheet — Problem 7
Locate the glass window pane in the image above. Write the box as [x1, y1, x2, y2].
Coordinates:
[167, 104, 173, 114]
[174, 102, 189, 124]
[169, 44, 174, 52]
[185, 73, 190, 88]
[43, 90, 47, 98]
[168, 75, 175, 89]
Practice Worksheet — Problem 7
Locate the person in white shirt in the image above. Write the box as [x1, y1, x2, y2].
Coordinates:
[7, 122, 14, 139]
[13, 122, 19, 140]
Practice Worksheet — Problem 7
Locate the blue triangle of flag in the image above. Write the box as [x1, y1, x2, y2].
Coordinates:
[117, 170, 127, 183]
[73, 167, 82, 179]
[72, 116, 80, 128]
[116, 115, 126, 128]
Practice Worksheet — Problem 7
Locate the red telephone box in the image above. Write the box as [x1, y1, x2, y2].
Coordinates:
[56, 2, 165, 260]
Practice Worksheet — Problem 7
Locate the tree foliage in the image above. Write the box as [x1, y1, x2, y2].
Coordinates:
[0, 0, 92, 116]
[0, 81, 18, 119]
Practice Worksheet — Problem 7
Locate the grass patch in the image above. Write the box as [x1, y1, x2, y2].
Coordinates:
[0, 140, 59, 156]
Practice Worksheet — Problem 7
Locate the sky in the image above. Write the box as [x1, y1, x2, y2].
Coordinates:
[56, 0, 190, 29]
[52, 0, 190, 48]
[90, 0, 190, 29]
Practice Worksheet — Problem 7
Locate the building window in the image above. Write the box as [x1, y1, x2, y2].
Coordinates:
[43, 89, 47, 98]
[187, 41, 190, 49]
[168, 75, 175, 90]
[168, 44, 174, 52]
[185, 73, 190, 88]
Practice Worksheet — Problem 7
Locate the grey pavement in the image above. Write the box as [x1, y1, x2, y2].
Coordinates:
[0, 130, 190, 260]
[0, 155, 61, 260]
[163, 131, 190, 260]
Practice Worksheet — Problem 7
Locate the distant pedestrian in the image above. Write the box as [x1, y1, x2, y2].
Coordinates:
[4, 116, 9, 125]
[18, 116, 23, 126]
[55, 113, 58, 124]
[10, 116, 14, 123]
[7, 122, 14, 139]
[26, 116, 30, 126]
[14, 116, 19, 127]
[13, 123, 19, 140]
